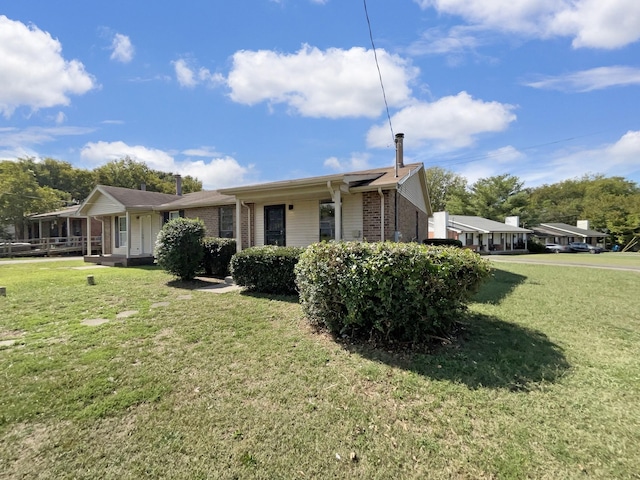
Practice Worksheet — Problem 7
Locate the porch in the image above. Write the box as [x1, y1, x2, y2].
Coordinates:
[83, 254, 156, 267]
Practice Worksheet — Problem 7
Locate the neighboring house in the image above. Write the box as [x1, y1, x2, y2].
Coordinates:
[27, 206, 102, 255]
[530, 221, 608, 246]
[428, 211, 532, 253]
[77, 185, 181, 266]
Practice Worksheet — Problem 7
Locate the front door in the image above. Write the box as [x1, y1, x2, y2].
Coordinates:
[140, 215, 152, 254]
[264, 205, 286, 246]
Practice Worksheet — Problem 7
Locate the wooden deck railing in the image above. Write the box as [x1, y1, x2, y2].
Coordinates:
[0, 236, 102, 257]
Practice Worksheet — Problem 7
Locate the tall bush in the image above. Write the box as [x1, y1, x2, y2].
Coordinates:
[202, 237, 236, 276]
[230, 246, 304, 294]
[155, 218, 205, 281]
[295, 241, 491, 343]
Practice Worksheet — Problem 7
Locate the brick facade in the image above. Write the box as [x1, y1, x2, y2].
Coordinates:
[362, 190, 427, 243]
[184, 204, 253, 249]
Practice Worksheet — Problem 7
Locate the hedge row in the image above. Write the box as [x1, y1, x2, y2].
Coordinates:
[230, 245, 304, 294]
[294, 241, 491, 343]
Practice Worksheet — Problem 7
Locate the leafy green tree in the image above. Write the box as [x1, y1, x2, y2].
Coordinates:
[93, 157, 202, 194]
[424, 167, 469, 213]
[20, 157, 95, 202]
[466, 174, 530, 222]
[0, 161, 68, 239]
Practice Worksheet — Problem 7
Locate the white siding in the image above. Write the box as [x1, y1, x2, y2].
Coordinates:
[87, 193, 124, 216]
[398, 168, 428, 214]
[286, 200, 319, 247]
[255, 204, 265, 247]
[342, 193, 363, 241]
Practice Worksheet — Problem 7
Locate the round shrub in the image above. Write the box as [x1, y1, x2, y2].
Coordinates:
[202, 237, 236, 276]
[230, 245, 304, 294]
[295, 241, 491, 344]
[155, 217, 205, 281]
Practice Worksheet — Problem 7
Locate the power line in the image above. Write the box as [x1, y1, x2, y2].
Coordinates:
[363, 0, 394, 145]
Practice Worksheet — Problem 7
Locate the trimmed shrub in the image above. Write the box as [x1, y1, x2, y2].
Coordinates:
[155, 218, 205, 281]
[423, 238, 463, 248]
[526, 240, 548, 254]
[202, 237, 236, 276]
[230, 246, 304, 294]
[295, 241, 491, 344]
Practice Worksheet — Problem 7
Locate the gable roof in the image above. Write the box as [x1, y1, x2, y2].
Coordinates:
[536, 222, 607, 238]
[430, 215, 532, 234]
[155, 190, 235, 210]
[219, 162, 428, 205]
[77, 185, 181, 216]
[29, 205, 81, 219]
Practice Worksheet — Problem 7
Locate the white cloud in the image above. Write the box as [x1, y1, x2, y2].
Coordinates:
[525, 66, 640, 92]
[367, 92, 516, 150]
[415, 0, 640, 49]
[55, 112, 66, 125]
[173, 58, 225, 88]
[451, 132, 640, 186]
[182, 147, 222, 157]
[323, 153, 371, 172]
[0, 15, 96, 117]
[80, 140, 254, 189]
[110, 33, 134, 63]
[226, 45, 418, 118]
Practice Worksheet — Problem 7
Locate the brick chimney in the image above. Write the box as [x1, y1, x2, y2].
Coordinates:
[174, 174, 182, 196]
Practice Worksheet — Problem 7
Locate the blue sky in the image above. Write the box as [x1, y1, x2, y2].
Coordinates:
[1, 0, 639, 190]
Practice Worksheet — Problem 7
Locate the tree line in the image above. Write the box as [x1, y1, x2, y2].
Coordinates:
[426, 167, 640, 247]
[0, 157, 202, 239]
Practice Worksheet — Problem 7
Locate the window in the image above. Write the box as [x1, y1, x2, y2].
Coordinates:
[168, 211, 180, 220]
[219, 206, 234, 238]
[319, 200, 335, 241]
[117, 216, 127, 248]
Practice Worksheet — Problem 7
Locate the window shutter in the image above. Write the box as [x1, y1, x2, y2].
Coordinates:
[162, 212, 169, 224]
[179, 210, 185, 218]
[114, 217, 119, 248]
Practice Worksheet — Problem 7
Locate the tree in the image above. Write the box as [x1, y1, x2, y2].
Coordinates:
[424, 167, 469, 213]
[21, 157, 95, 202]
[93, 157, 202, 194]
[0, 161, 68, 239]
[466, 174, 530, 222]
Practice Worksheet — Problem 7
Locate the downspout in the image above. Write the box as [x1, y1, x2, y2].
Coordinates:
[241, 201, 251, 248]
[378, 187, 385, 242]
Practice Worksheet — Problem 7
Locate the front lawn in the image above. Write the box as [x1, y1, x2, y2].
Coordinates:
[1, 259, 638, 478]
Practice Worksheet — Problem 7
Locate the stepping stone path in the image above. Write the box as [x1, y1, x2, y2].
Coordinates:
[177, 294, 192, 300]
[116, 310, 139, 319]
[81, 318, 110, 326]
[0, 339, 17, 347]
[150, 301, 171, 309]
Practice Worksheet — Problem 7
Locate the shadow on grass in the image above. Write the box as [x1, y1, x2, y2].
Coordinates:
[166, 276, 226, 290]
[239, 290, 300, 304]
[342, 313, 570, 391]
[473, 267, 527, 305]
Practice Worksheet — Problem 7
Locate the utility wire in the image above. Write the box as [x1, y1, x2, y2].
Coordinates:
[363, 0, 394, 145]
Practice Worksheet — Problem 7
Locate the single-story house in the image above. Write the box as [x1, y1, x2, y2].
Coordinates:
[530, 221, 608, 246]
[77, 184, 181, 266]
[155, 134, 431, 252]
[26, 206, 102, 255]
[428, 211, 532, 253]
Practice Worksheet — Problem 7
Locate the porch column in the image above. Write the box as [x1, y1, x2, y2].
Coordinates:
[86, 217, 92, 255]
[100, 218, 104, 254]
[126, 211, 131, 258]
[66, 217, 71, 242]
[335, 188, 342, 241]
[38, 220, 42, 239]
[235, 199, 242, 253]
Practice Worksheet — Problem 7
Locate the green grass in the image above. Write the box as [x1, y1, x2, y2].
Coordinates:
[1, 258, 639, 479]
[491, 251, 640, 269]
